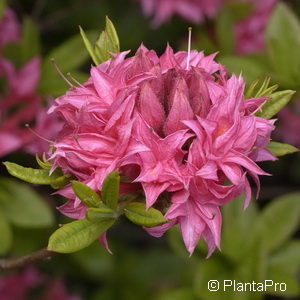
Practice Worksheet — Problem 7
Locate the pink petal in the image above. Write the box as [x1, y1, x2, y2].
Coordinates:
[138, 82, 165, 132]
[98, 233, 113, 254]
[0, 132, 21, 156]
[144, 219, 176, 238]
[164, 85, 194, 135]
[142, 182, 170, 208]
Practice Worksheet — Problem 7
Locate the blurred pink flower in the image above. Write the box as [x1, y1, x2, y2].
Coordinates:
[136, 0, 223, 27]
[0, 55, 62, 157]
[0, 268, 42, 300]
[0, 57, 40, 156]
[136, 0, 278, 55]
[0, 268, 81, 300]
[49, 45, 275, 255]
[37, 279, 81, 300]
[277, 100, 300, 148]
[25, 107, 63, 155]
[0, 7, 62, 157]
[234, 0, 277, 54]
[0, 8, 20, 50]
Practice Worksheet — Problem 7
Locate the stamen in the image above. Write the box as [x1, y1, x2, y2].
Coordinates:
[186, 27, 192, 70]
[25, 124, 54, 143]
[252, 99, 268, 115]
[51, 58, 73, 87]
[67, 72, 84, 88]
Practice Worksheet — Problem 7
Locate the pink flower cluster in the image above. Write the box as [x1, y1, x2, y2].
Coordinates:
[277, 100, 300, 149]
[234, 0, 278, 55]
[0, 8, 20, 50]
[0, 268, 81, 300]
[0, 9, 62, 157]
[136, 0, 277, 55]
[50, 45, 275, 255]
[137, 0, 223, 27]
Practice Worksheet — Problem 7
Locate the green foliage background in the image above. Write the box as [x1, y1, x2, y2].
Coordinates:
[0, 1, 300, 299]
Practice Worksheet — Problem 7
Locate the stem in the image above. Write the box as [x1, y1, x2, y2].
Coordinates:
[0, 248, 56, 271]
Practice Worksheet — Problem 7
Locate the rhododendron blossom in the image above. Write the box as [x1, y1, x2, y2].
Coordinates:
[136, 0, 223, 27]
[49, 45, 275, 255]
[277, 100, 300, 148]
[0, 8, 62, 157]
[136, 0, 277, 55]
[0, 268, 81, 300]
[0, 57, 62, 157]
[234, 0, 278, 54]
[0, 8, 20, 50]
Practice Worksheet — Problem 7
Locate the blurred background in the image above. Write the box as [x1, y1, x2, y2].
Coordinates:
[0, 0, 299, 299]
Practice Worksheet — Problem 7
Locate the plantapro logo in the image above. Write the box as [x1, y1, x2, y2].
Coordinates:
[208, 279, 287, 292]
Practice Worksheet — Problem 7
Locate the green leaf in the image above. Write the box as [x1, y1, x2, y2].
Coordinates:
[94, 17, 120, 63]
[48, 218, 115, 253]
[36, 153, 52, 170]
[86, 205, 117, 221]
[104, 16, 120, 52]
[4, 161, 56, 184]
[221, 196, 258, 263]
[0, 211, 13, 255]
[80, 17, 119, 65]
[0, 178, 54, 227]
[265, 267, 300, 297]
[248, 77, 278, 98]
[216, 9, 234, 54]
[267, 141, 298, 157]
[234, 239, 266, 283]
[71, 181, 101, 207]
[265, 3, 300, 88]
[256, 90, 295, 119]
[79, 26, 100, 65]
[268, 240, 300, 275]
[124, 202, 166, 227]
[20, 17, 40, 63]
[50, 173, 73, 189]
[3, 162, 71, 187]
[245, 79, 260, 99]
[94, 33, 108, 63]
[101, 171, 120, 210]
[250, 192, 300, 254]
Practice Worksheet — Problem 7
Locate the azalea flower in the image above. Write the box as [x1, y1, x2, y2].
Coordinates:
[277, 100, 300, 148]
[0, 8, 62, 157]
[0, 8, 20, 50]
[136, 0, 223, 27]
[0, 57, 62, 157]
[49, 45, 275, 255]
[234, 0, 278, 54]
[135, 0, 277, 55]
[0, 268, 81, 300]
